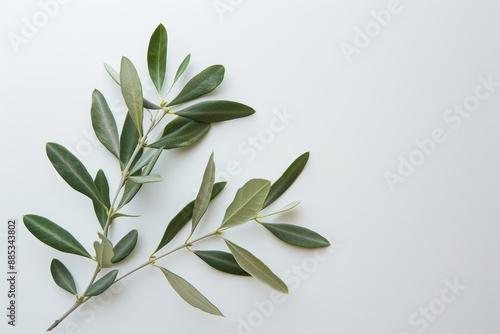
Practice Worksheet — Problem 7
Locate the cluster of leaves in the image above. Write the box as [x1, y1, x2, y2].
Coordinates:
[23, 24, 330, 330]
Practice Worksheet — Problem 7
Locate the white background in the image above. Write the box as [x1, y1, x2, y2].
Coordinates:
[1, 0, 500, 333]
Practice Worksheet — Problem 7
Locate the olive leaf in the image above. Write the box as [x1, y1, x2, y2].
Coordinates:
[190, 152, 215, 238]
[169, 53, 191, 90]
[46, 143, 104, 206]
[175, 100, 255, 124]
[157, 266, 223, 316]
[168, 65, 224, 106]
[23, 215, 92, 259]
[259, 201, 301, 218]
[154, 181, 227, 254]
[260, 223, 330, 248]
[90, 89, 120, 158]
[263, 152, 309, 209]
[129, 174, 162, 184]
[119, 114, 142, 170]
[84, 270, 118, 297]
[219, 179, 271, 230]
[50, 259, 78, 295]
[93, 169, 110, 229]
[120, 57, 144, 135]
[224, 239, 288, 293]
[93, 233, 114, 269]
[147, 117, 211, 149]
[111, 230, 138, 263]
[194, 250, 249, 276]
[129, 148, 162, 175]
[147, 23, 168, 93]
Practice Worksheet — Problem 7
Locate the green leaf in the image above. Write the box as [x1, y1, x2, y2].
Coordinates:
[112, 230, 138, 263]
[190, 152, 215, 237]
[93, 233, 114, 269]
[263, 152, 309, 209]
[129, 174, 162, 184]
[119, 114, 142, 170]
[147, 117, 211, 149]
[104, 63, 162, 110]
[157, 266, 223, 316]
[50, 259, 78, 295]
[170, 53, 191, 89]
[90, 89, 120, 158]
[148, 23, 168, 93]
[23, 215, 92, 259]
[154, 182, 226, 254]
[110, 212, 140, 219]
[104, 63, 120, 85]
[46, 142, 104, 206]
[168, 65, 225, 106]
[224, 239, 288, 293]
[261, 223, 330, 248]
[259, 201, 300, 218]
[130, 148, 163, 174]
[175, 100, 255, 124]
[84, 270, 118, 297]
[93, 170, 110, 229]
[194, 250, 249, 276]
[120, 57, 143, 136]
[219, 179, 271, 230]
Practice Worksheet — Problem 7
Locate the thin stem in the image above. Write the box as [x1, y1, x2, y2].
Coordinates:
[46, 299, 83, 331]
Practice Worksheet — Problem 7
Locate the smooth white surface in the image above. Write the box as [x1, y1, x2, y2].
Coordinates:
[2, 0, 500, 333]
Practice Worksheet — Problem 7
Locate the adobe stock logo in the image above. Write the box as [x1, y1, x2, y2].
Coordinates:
[7, 0, 72, 53]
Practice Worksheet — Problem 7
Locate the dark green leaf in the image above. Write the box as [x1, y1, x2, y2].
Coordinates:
[225, 239, 288, 293]
[194, 250, 249, 276]
[129, 174, 162, 184]
[130, 148, 163, 174]
[93, 170, 110, 229]
[263, 152, 309, 209]
[154, 181, 227, 254]
[120, 57, 143, 135]
[93, 233, 114, 269]
[104, 63, 162, 110]
[119, 114, 142, 170]
[168, 65, 225, 106]
[50, 259, 78, 295]
[158, 266, 223, 316]
[190, 152, 215, 237]
[148, 24, 168, 93]
[147, 117, 211, 149]
[175, 100, 255, 124]
[170, 53, 191, 89]
[219, 179, 270, 230]
[23, 215, 92, 259]
[46, 143, 104, 206]
[84, 270, 118, 297]
[90, 89, 120, 158]
[112, 230, 138, 263]
[261, 223, 330, 248]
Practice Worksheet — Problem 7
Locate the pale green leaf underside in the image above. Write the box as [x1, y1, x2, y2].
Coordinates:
[191, 152, 215, 235]
[93, 233, 114, 268]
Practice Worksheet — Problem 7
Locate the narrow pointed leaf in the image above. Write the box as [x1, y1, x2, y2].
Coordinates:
[194, 250, 249, 276]
[154, 181, 227, 254]
[84, 270, 118, 297]
[111, 230, 138, 263]
[46, 143, 104, 206]
[93, 233, 114, 268]
[50, 259, 78, 295]
[119, 114, 142, 170]
[175, 100, 255, 124]
[23, 215, 92, 259]
[261, 223, 330, 248]
[93, 170, 110, 229]
[120, 57, 143, 135]
[219, 179, 271, 230]
[191, 152, 215, 236]
[260, 201, 301, 218]
[111, 212, 140, 219]
[148, 117, 211, 149]
[148, 24, 168, 93]
[90, 89, 120, 158]
[130, 148, 162, 174]
[104, 63, 162, 109]
[129, 174, 162, 184]
[171, 53, 191, 88]
[263, 152, 309, 209]
[168, 65, 225, 106]
[225, 239, 288, 293]
[158, 266, 223, 316]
